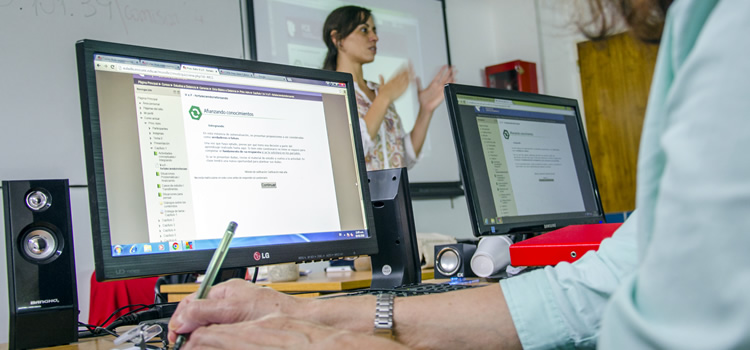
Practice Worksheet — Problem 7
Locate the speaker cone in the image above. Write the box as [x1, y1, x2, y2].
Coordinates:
[25, 189, 52, 212]
[20, 228, 61, 263]
[435, 247, 461, 276]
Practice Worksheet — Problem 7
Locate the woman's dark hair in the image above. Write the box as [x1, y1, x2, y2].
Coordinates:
[578, 0, 673, 43]
[322, 6, 372, 71]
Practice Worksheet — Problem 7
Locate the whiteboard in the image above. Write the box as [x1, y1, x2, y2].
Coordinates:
[0, 0, 248, 186]
[251, 0, 461, 185]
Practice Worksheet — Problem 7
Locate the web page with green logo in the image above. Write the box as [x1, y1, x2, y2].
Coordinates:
[92, 54, 367, 257]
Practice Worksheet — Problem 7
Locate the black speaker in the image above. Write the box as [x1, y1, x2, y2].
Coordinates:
[434, 243, 477, 279]
[368, 168, 421, 289]
[3, 179, 78, 349]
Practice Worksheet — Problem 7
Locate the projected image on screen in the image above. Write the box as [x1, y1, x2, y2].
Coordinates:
[253, 0, 457, 182]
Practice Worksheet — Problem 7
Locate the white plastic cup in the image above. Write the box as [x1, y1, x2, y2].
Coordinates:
[267, 263, 300, 282]
[470, 235, 513, 277]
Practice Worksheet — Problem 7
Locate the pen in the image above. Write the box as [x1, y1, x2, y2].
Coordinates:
[173, 221, 238, 350]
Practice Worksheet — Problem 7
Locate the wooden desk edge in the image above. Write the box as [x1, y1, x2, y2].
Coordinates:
[162, 269, 435, 302]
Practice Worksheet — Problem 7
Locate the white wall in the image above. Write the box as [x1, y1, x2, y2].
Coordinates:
[536, 0, 588, 123]
[0, 0, 587, 343]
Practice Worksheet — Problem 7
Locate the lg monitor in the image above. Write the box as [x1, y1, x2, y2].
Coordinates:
[76, 40, 378, 281]
[444, 84, 605, 236]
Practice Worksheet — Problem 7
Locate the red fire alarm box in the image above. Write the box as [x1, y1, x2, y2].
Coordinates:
[485, 60, 538, 93]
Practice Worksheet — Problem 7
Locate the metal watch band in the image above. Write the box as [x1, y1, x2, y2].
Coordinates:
[373, 293, 395, 339]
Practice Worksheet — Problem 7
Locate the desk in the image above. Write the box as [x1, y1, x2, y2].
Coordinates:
[161, 269, 435, 302]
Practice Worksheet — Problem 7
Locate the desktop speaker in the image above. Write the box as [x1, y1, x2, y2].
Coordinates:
[434, 243, 477, 279]
[3, 179, 78, 349]
[368, 168, 421, 289]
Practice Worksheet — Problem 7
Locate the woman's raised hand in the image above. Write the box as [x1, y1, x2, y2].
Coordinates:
[417, 65, 456, 113]
[378, 64, 414, 103]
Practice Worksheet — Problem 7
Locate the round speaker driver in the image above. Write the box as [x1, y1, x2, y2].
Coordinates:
[22, 229, 58, 261]
[25, 190, 51, 212]
[436, 247, 460, 276]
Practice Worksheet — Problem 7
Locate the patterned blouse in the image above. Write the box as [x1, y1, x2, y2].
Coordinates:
[354, 81, 418, 171]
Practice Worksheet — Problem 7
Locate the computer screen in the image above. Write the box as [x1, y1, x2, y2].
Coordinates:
[444, 84, 604, 236]
[76, 40, 378, 281]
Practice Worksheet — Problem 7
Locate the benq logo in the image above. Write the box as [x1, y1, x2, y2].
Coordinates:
[253, 251, 270, 261]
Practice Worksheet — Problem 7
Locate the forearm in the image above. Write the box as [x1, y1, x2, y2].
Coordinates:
[363, 95, 393, 140]
[395, 284, 520, 350]
[305, 294, 378, 333]
[409, 108, 434, 156]
[303, 284, 520, 350]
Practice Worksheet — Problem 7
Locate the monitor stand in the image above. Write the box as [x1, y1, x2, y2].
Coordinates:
[368, 168, 422, 289]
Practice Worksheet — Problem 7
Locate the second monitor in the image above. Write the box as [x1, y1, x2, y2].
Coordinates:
[444, 84, 605, 237]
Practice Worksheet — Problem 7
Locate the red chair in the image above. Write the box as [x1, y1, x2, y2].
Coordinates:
[88, 273, 159, 327]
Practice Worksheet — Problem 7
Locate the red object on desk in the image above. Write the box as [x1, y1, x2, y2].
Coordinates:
[88, 273, 159, 327]
[509, 223, 622, 266]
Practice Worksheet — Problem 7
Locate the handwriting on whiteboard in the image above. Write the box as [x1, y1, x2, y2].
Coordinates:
[0, 0, 207, 34]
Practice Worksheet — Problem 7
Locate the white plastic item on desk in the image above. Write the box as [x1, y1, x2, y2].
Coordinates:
[470, 235, 513, 277]
[267, 263, 300, 282]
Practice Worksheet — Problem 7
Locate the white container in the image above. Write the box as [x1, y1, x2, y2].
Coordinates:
[470, 235, 513, 277]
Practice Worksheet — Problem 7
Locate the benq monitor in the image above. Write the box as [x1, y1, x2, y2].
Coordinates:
[444, 83, 605, 236]
[76, 40, 378, 281]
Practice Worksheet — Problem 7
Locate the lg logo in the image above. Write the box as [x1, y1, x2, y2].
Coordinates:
[253, 251, 270, 261]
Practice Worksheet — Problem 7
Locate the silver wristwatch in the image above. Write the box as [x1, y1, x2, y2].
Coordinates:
[373, 293, 395, 339]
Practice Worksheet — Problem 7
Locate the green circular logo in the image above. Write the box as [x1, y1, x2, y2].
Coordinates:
[189, 106, 202, 120]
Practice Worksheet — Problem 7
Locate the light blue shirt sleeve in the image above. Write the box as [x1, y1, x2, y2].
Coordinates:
[502, 1, 750, 348]
[599, 0, 750, 348]
[500, 213, 638, 349]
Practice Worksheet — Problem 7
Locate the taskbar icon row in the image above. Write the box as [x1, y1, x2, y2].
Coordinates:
[112, 240, 196, 256]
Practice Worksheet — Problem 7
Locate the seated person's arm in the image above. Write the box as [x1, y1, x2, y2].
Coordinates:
[167, 216, 636, 350]
[167, 279, 520, 349]
[502, 213, 638, 349]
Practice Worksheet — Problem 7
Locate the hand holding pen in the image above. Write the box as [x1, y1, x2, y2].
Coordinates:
[172, 221, 237, 350]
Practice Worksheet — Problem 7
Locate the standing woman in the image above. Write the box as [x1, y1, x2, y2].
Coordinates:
[322, 5, 456, 171]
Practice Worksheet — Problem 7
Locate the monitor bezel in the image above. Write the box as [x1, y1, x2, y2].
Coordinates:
[76, 39, 378, 281]
[444, 83, 605, 237]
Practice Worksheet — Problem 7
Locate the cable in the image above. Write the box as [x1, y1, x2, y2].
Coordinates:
[78, 321, 119, 339]
[106, 303, 179, 331]
[99, 303, 151, 328]
[251, 267, 259, 283]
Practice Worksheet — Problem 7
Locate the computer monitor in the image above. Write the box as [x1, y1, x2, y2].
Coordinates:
[444, 84, 605, 236]
[76, 40, 378, 281]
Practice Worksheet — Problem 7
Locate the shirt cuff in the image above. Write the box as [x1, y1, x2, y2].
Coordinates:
[500, 269, 573, 350]
[403, 132, 420, 169]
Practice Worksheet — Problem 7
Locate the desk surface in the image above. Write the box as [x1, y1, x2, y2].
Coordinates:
[161, 269, 435, 302]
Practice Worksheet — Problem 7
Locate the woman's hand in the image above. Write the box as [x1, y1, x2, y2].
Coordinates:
[167, 279, 305, 344]
[378, 65, 414, 103]
[417, 65, 457, 113]
[179, 313, 409, 350]
[409, 65, 457, 156]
